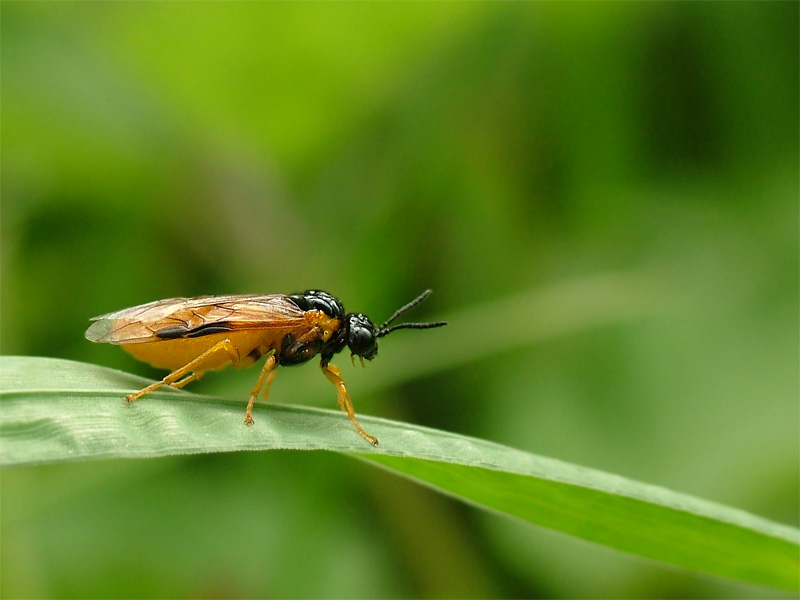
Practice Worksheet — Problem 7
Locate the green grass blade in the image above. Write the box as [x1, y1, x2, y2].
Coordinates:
[361, 456, 799, 591]
[1, 356, 797, 590]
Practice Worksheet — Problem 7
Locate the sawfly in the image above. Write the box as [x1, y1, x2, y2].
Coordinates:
[86, 289, 446, 445]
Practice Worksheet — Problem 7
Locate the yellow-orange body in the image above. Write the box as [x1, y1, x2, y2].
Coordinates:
[120, 312, 340, 372]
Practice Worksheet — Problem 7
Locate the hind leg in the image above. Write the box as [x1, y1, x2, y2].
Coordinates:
[125, 339, 240, 403]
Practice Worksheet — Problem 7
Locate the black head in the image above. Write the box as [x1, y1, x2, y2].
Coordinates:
[343, 289, 447, 362]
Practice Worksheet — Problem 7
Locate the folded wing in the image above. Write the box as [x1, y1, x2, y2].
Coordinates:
[86, 294, 307, 344]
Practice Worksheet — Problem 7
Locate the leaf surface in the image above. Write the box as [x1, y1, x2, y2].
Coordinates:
[1, 356, 797, 590]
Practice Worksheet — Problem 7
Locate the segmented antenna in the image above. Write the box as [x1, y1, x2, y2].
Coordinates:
[376, 289, 447, 338]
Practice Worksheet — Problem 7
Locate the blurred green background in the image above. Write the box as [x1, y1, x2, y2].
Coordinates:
[2, 2, 797, 598]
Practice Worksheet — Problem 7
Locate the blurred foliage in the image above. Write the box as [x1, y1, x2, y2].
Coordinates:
[1, 2, 797, 599]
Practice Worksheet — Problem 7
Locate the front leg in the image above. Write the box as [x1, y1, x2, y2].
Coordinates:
[321, 362, 378, 446]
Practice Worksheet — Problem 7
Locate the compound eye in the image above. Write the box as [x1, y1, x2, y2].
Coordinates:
[346, 314, 378, 360]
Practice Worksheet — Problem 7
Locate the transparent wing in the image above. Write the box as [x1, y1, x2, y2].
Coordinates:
[85, 294, 307, 344]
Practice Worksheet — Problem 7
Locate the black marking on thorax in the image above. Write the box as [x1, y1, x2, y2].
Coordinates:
[247, 347, 264, 361]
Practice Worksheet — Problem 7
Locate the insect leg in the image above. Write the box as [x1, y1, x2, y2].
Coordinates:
[125, 339, 240, 403]
[170, 371, 205, 389]
[244, 353, 278, 425]
[321, 363, 378, 446]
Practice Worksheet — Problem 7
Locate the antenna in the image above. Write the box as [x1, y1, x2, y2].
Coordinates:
[376, 289, 447, 338]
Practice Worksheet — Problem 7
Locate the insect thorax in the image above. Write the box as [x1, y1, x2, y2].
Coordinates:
[278, 310, 342, 366]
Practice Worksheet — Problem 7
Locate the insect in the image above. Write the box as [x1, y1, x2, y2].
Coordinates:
[85, 289, 446, 445]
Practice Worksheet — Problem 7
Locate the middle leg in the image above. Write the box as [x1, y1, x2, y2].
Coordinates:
[245, 353, 278, 425]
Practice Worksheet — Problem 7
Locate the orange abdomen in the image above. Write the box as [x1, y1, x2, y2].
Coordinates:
[122, 330, 284, 371]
